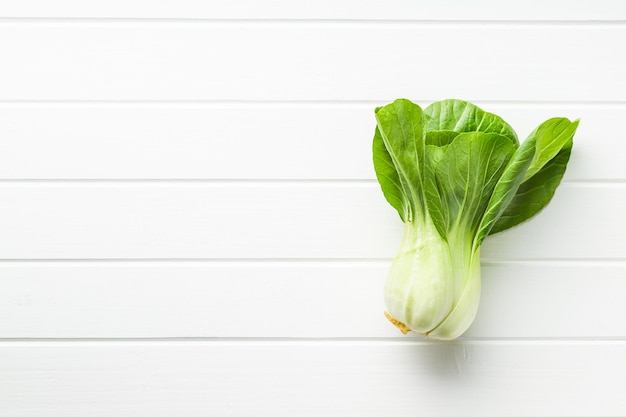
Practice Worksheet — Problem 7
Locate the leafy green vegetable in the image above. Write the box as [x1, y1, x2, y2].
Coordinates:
[374, 98, 578, 340]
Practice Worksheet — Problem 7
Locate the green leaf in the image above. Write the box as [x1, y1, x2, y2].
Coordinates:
[430, 132, 516, 239]
[372, 126, 409, 222]
[475, 136, 537, 246]
[523, 118, 579, 181]
[490, 140, 573, 234]
[425, 130, 460, 147]
[425, 99, 518, 144]
[423, 144, 449, 238]
[488, 118, 578, 234]
[374, 99, 427, 222]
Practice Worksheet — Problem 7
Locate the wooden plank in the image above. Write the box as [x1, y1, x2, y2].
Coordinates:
[0, 183, 620, 260]
[2, 262, 625, 339]
[1, 0, 625, 20]
[0, 103, 611, 180]
[0, 24, 623, 101]
[2, 341, 626, 416]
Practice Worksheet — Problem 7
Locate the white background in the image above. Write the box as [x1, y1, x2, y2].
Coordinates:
[2, 1, 626, 416]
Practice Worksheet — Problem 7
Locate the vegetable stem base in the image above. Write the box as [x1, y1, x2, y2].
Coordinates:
[384, 311, 410, 334]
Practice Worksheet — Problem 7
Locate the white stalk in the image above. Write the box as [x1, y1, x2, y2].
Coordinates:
[383, 219, 482, 340]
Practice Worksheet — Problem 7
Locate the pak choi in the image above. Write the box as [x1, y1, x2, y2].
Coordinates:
[373, 98, 578, 340]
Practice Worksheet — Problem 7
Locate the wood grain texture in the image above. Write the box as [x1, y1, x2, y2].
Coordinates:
[0, 23, 623, 101]
[3, 341, 626, 417]
[2, 262, 625, 339]
[0, 103, 610, 180]
[0, 183, 620, 260]
[1, 0, 625, 20]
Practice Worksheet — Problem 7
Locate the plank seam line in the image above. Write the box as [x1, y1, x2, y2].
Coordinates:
[1, 18, 626, 25]
[2, 99, 626, 106]
[1, 258, 626, 265]
[2, 337, 626, 345]
[0, 179, 622, 185]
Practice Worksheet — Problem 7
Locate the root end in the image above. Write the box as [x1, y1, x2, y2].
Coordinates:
[384, 311, 410, 334]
